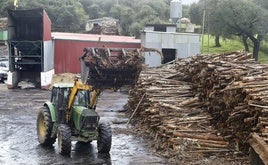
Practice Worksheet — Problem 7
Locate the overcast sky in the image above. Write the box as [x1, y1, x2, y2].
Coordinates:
[182, 0, 199, 5]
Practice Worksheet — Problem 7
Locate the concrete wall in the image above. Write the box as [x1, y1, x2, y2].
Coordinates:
[43, 40, 54, 72]
[41, 69, 54, 89]
[141, 30, 200, 67]
[6, 71, 19, 88]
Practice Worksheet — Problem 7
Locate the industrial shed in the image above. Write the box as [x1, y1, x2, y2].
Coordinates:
[141, 24, 200, 67]
[52, 32, 140, 74]
[6, 8, 54, 89]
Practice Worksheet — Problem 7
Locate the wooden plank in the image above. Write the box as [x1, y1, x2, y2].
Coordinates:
[248, 133, 268, 165]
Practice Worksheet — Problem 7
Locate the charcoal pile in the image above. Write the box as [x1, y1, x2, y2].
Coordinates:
[127, 51, 268, 163]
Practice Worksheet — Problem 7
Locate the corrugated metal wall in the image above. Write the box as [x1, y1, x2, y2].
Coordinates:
[54, 40, 140, 73]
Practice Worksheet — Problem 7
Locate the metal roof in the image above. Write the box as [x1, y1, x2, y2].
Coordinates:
[52, 32, 140, 44]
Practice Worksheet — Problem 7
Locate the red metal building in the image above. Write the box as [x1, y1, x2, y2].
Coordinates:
[52, 32, 141, 74]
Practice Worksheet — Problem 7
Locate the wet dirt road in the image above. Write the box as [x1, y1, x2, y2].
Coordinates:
[0, 84, 166, 165]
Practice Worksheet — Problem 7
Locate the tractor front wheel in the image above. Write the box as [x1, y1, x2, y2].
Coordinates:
[97, 123, 112, 153]
[58, 124, 72, 155]
[37, 106, 56, 146]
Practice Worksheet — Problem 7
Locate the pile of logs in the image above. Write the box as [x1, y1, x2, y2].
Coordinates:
[128, 66, 236, 163]
[87, 24, 119, 35]
[172, 52, 268, 152]
[81, 47, 143, 88]
[82, 47, 143, 69]
[128, 51, 268, 163]
[101, 25, 119, 35]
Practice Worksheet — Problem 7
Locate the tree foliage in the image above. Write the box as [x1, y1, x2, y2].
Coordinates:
[217, 0, 268, 60]
[80, 0, 173, 37]
[188, 3, 201, 25]
[0, 0, 193, 37]
[0, 0, 88, 32]
[189, 0, 268, 60]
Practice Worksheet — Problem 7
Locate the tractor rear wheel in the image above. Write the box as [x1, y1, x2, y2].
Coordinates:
[58, 124, 72, 155]
[37, 106, 56, 146]
[97, 123, 112, 153]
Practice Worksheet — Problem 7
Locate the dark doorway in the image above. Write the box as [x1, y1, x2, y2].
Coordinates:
[162, 49, 176, 64]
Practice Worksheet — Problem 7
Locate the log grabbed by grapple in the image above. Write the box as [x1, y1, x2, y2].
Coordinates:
[80, 47, 143, 88]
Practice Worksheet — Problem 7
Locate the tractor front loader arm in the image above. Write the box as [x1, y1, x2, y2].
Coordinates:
[66, 80, 100, 122]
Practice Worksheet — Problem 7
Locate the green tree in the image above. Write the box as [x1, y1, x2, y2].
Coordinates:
[188, 3, 201, 25]
[86, 4, 102, 19]
[217, 0, 268, 61]
[205, 0, 224, 47]
[0, 0, 88, 32]
[0, 0, 177, 37]
[182, 5, 190, 18]
[0, 0, 16, 17]
[109, 4, 122, 19]
[80, 0, 171, 37]
[129, 22, 142, 37]
[119, 7, 134, 36]
[147, 0, 169, 20]
[190, 0, 268, 58]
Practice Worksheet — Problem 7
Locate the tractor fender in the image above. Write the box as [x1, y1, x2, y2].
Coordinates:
[44, 102, 56, 122]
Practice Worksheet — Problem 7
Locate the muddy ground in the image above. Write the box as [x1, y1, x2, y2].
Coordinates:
[0, 84, 166, 165]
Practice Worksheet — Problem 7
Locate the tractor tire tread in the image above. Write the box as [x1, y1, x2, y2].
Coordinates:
[37, 107, 56, 146]
[97, 123, 112, 153]
[58, 124, 72, 155]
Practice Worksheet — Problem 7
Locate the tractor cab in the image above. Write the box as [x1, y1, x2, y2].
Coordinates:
[50, 82, 100, 136]
[50, 83, 73, 124]
[51, 83, 91, 107]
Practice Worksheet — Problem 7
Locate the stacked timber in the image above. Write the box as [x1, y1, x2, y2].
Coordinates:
[128, 66, 235, 163]
[223, 73, 268, 150]
[128, 51, 268, 163]
[172, 52, 268, 152]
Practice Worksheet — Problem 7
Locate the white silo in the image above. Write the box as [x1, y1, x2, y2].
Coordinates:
[170, 0, 182, 23]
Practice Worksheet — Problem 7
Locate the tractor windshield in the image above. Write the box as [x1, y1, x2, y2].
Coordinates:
[73, 90, 90, 107]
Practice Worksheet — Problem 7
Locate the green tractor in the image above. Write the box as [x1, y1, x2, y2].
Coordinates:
[36, 47, 142, 155]
[37, 81, 112, 155]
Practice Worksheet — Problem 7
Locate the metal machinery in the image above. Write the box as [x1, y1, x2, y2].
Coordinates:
[7, 8, 53, 88]
[36, 47, 142, 155]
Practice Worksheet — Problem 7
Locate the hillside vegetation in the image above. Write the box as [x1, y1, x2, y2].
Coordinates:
[201, 35, 268, 63]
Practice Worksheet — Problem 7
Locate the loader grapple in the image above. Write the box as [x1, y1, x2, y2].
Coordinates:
[80, 47, 142, 88]
[88, 67, 140, 88]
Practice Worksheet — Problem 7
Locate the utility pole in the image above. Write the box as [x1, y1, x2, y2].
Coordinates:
[201, 0, 206, 53]
[207, 7, 210, 54]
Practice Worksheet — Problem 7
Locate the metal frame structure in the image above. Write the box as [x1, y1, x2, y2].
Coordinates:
[8, 41, 43, 72]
